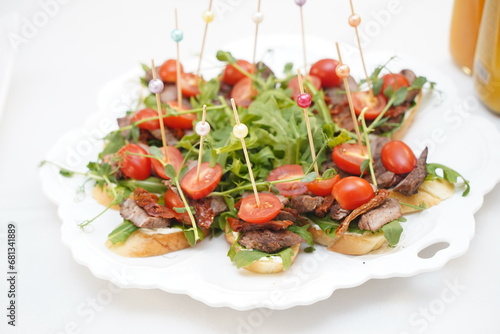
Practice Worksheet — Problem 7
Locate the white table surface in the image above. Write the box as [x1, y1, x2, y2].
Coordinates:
[1, 0, 499, 333]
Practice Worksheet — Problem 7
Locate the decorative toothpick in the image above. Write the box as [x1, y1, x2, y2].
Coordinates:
[196, 0, 214, 77]
[149, 60, 169, 162]
[335, 42, 364, 151]
[296, 70, 319, 175]
[171, 8, 184, 109]
[295, 0, 307, 72]
[348, 0, 372, 95]
[230, 98, 260, 206]
[194, 105, 210, 180]
[252, 0, 263, 65]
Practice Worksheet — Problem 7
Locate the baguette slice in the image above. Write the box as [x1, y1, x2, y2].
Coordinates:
[389, 178, 455, 214]
[308, 226, 386, 255]
[105, 228, 209, 257]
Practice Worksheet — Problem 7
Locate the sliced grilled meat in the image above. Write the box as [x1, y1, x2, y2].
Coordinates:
[120, 198, 171, 229]
[358, 198, 402, 231]
[330, 202, 351, 220]
[393, 147, 428, 196]
[290, 195, 324, 213]
[239, 229, 304, 253]
[336, 189, 389, 237]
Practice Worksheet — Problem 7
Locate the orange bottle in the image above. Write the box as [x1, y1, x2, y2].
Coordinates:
[473, 0, 500, 114]
[449, 0, 485, 75]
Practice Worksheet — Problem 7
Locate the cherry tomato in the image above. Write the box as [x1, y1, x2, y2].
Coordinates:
[351, 91, 387, 120]
[130, 108, 162, 131]
[222, 59, 255, 85]
[159, 59, 184, 83]
[179, 73, 202, 97]
[230, 77, 257, 108]
[332, 143, 369, 175]
[380, 140, 417, 174]
[381, 73, 409, 97]
[332, 176, 375, 210]
[180, 162, 223, 199]
[287, 75, 322, 100]
[150, 146, 184, 179]
[237, 193, 283, 224]
[164, 101, 197, 130]
[117, 144, 151, 180]
[309, 59, 342, 88]
[164, 188, 188, 222]
[266, 164, 308, 197]
[306, 174, 340, 197]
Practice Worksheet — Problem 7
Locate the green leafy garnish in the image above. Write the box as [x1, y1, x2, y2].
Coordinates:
[380, 218, 405, 247]
[229, 245, 295, 271]
[426, 163, 470, 196]
[107, 220, 139, 244]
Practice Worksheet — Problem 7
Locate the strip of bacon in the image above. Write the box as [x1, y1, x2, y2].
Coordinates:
[227, 217, 294, 233]
[335, 189, 389, 237]
[133, 188, 177, 219]
[192, 197, 215, 228]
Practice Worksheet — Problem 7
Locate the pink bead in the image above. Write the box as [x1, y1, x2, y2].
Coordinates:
[297, 93, 312, 108]
[335, 64, 350, 79]
[295, 0, 306, 6]
[348, 14, 361, 27]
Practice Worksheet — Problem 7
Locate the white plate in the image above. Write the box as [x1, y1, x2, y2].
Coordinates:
[39, 37, 500, 310]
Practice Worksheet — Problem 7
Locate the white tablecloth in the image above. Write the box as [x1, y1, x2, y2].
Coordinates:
[1, 0, 499, 333]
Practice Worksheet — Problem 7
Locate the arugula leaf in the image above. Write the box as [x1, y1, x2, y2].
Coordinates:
[301, 172, 317, 183]
[101, 131, 126, 156]
[283, 62, 294, 76]
[380, 219, 404, 247]
[288, 224, 314, 250]
[327, 129, 352, 148]
[393, 87, 408, 106]
[107, 220, 139, 244]
[216, 50, 236, 63]
[118, 177, 167, 193]
[322, 168, 337, 179]
[426, 163, 470, 196]
[230, 246, 295, 271]
[360, 158, 370, 175]
[410, 76, 428, 89]
[372, 77, 384, 95]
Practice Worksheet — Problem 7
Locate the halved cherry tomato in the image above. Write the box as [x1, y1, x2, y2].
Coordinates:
[309, 59, 342, 88]
[381, 73, 409, 97]
[306, 174, 340, 197]
[287, 75, 321, 100]
[222, 59, 255, 85]
[351, 91, 387, 120]
[179, 73, 202, 97]
[130, 108, 162, 130]
[164, 100, 197, 130]
[180, 162, 223, 199]
[150, 146, 184, 179]
[159, 59, 184, 83]
[381, 140, 417, 174]
[332, 176, 375, 210]
[332, 143, 369, 175]
[266, 164, 308, 197]
[117, 144, 151, 180]
[164, 188, 188, 222]
[237, 193, 283, 224]
[230, 77, 257, 108]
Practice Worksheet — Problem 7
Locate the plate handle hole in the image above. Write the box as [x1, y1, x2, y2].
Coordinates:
[417, 242, 450, 259]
